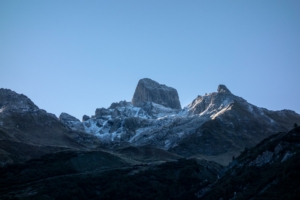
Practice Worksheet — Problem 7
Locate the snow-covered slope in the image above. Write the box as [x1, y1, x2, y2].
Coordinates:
[60, 84, 300, 165]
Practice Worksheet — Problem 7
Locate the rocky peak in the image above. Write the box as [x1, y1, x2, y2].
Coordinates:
[186, 85, 237, 116]
[82, 115, 90, 122]
[59, 112, 85, 132]
[0, 88, 39, 112]
[217, 84, 231, 93]
[132, 78, 181, 109]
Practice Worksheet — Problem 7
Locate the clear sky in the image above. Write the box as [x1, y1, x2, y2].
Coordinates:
[1, 0, 299, 120]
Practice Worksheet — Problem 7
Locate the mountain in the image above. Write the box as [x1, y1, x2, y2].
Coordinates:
[1, 79, 299, 166]
[0, 89, 102, 166]
[60, 78, 300, 165]
[1, 79, 300, 199]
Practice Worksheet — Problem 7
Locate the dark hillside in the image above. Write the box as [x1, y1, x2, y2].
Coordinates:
[202, 126, 300, 200]
[0, 153, 222, 199]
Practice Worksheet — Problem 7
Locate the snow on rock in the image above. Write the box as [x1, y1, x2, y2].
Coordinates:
[59, 112, 85, 132]
[0, 88, 39, 113]
[249, 151, 274, 167]
[185, 85, 237, 117]
[281, 151, 295, 162]
[59, 83, 300, 155]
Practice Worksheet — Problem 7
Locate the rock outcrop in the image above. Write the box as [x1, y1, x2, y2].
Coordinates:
[132, 78, 181, 109]
[59, 112, 85, 132]
[217, 84, 231, 93]
[59, 112, 80, 122]
[82, 115, 90, 122]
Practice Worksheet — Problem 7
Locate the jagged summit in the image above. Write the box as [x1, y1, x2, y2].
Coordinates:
[0, 88, 39, 112]
[132, 78, 181, 109]
[217, 84, 231, 93]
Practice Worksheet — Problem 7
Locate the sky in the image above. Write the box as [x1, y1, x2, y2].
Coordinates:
[1, 0, 300, 120]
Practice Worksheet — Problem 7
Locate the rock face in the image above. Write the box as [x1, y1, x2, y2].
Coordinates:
[132, 78, 181, 109]
[217, 84, 231, 93]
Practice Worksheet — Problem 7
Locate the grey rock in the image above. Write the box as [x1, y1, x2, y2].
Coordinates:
[59, 112, 84, 132]
[109, 118, 122, 133]
[132, 78, 181, 109]
[0, 88, 39, 113]
[59, 112, 80, 122]
[112, 109, 121, 118]
[217, 84, 231, 93]
[109, 101, 129, 109]
[123, 117, 149, 132]
[82, 115, 90, 122]
[95, 108, 110, 118]
[187, 85, 236, 115]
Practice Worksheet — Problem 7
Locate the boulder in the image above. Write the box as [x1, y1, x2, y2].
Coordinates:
[82, 115, 90, 122]
[95, 108, 110, 118]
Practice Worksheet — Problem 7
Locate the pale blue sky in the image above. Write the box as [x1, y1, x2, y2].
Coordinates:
[1, 1, 299, 120]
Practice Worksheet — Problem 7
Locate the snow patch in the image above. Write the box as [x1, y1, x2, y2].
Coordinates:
[134, 107, 141, 117]
[177, 131, 185, 138]
[281, 151, 295, 162]
[210, 105, 231, 120]
[248, 105, 254, 113]
[164, 140, 171, 148]
[83, 119, 104, 134]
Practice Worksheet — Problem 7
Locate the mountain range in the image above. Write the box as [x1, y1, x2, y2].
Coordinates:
[0, 78, 300, 199]
[1, 78, 299, 166]
[60, 78, 299, 165]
